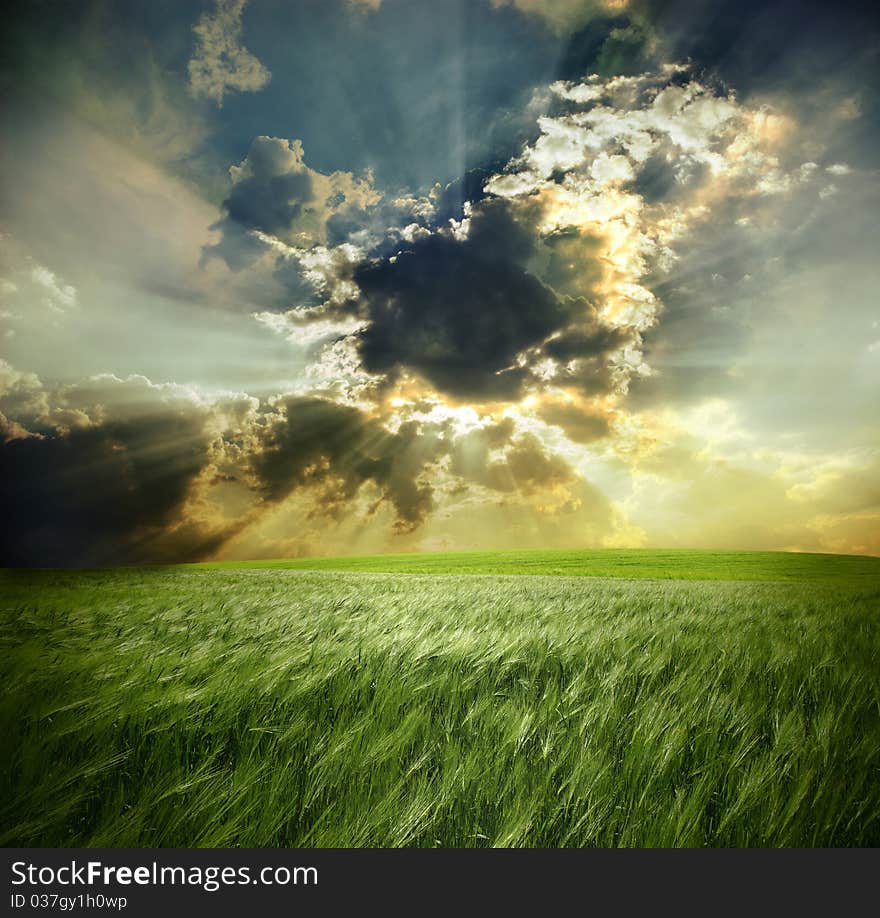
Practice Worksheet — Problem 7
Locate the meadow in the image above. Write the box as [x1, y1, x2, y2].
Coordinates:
[2, 550, 879, 847]
[192, 547, 880, 583]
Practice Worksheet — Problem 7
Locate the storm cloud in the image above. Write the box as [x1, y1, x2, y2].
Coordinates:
[0, 403, 217, 567]
[0, 369, 262, 567]
[338, 199, 629, 399]
[251, 396, 447, 532]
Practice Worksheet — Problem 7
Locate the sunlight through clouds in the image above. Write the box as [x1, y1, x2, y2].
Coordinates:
[1, 0, 877, 563]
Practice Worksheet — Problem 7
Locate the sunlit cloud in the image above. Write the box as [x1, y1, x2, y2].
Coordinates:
[188, 0, 271, 106]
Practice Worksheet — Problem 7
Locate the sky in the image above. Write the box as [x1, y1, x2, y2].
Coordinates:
[1, 0, 878, 566]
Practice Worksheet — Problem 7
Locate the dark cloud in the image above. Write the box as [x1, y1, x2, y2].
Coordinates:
[272, 191, 638, 401]
[647, 0, 879, 97]
[539, 317, 634, 397]
[224, 146, 312, 236]
[542, 0, 880, 101]
[544, 324, 632, 363]
[0, 371, 265, 567]
[203, 218, 273, 272]
[340, 200, 625, 399]
[630, 149, 689, 205]
[433, 162, 509, 223]
[354, 243, 558, 397]
[463, 198, 537, 264]
[536, 399, 611, 444]
[204, 135, 379, 272]
[450, 420, 576, 494]
[251, 396, 447, 532]
[252, 397, 593, 534]
[204, 136, 314, 270]
[503, 433, 576, 494]
[325, 208, 373, 248]
[450, 419, 516, 490]
[0, 408, 219, 567]
[557, 13, 653, 81]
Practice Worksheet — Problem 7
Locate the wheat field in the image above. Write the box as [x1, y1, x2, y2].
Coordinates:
[2, 556, 879, 846]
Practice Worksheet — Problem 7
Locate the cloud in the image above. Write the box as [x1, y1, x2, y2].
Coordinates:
[0, 237, 79, 340]
[451, 420, 577, 495]
[188, 0, 271, 107]
[793, 457, 880, 518]
[0, 359, 51, 438]
[248, 395, 610, 538]
[0, 368, 258, 566]
[5, 355, 875, 564]
[535, 395, 612, 443]
[245, 63, 868, 513]
[29, 266, 77, 314]
[0, 358, 73, 434]
[481, 66, 839, 394]
[260, 66, 821, 409]
[230, 400, 618, 557]
[349, 215, 574, 399]
[490, 0, 633, 35]
[278, 189, 635, 402]
[205, 136, 381, 270]
[3, 2, 878, 564]
[0, 417, 219, 567]
[250, 395, 448, 533]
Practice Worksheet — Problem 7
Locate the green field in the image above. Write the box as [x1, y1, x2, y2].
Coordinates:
[2, 552, 879, 846]
[190, 547, 880, 584]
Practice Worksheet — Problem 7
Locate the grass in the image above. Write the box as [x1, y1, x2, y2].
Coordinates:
[2, 556, 879, 846]
[189, 547, 880, 584]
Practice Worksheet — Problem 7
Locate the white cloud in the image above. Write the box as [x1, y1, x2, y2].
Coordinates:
[254, 311, 367, 347]
[30, 266, 77, 314]
[590, 151, 635, 184]
[0, 237, 80, 337]
[188, 0, 271, 107]
[550, 81, 604, 104]
[481, 67, 832, 397]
